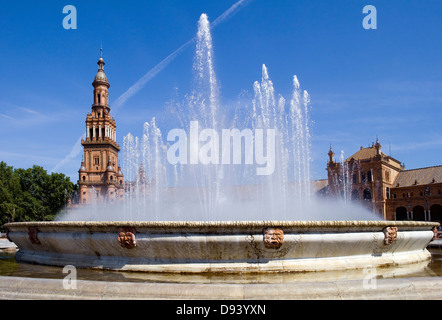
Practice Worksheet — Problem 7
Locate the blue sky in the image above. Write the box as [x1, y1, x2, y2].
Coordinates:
[0, 0, 441, 182]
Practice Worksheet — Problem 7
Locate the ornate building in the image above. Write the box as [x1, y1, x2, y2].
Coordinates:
[325, 139, 442, 225]
[78, 50, 124, 204]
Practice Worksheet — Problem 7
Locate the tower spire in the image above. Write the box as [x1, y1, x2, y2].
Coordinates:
[93, 46, 109, 89]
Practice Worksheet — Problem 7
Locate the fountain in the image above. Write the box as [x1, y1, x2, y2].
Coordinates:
[4, 14, 439, 276]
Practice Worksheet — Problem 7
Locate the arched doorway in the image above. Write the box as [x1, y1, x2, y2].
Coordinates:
[395, 206, 408, 220]
[412, 205, 425, 221]
[430, 204, 442, 224]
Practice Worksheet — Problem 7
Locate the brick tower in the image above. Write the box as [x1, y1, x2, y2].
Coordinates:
[78, 48, 124, 204]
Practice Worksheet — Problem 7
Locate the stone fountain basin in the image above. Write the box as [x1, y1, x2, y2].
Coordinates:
[4, 220, 439, 273]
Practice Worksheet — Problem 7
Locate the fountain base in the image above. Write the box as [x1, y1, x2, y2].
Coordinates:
[5, 220, 439, 274]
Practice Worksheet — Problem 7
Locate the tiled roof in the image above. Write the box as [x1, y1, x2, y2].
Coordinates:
[393, 165, 442, 188]
[346, 146, 385, 161]
[311, 179, 329, 191]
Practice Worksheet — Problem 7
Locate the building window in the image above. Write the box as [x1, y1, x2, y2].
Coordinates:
[393, 194, 397, 199]
[367, 171, 372, 182]
[94, 157, 99, 165]
[361, 172, 366, 182]
[385, 170, 390, 182]
[363, 188, 372, 201]
[386, 187, 390, 199]
[353, 174, 357, 184]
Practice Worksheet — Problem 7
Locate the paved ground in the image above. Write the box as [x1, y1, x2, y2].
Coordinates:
[0, 238, 17, 251]
[1, 237, 441, 300]
[428, 239, 442, 248]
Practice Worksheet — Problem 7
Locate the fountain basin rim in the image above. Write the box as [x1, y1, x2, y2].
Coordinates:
[5, 220, 439, 231]
[6, 220, 438, 274]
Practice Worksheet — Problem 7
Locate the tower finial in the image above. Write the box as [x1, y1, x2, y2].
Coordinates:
[93, 44, 109, 87]
[328, 144, 335, 163]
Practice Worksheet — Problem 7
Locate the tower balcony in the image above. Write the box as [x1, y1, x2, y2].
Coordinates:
[81, 138, 121, 151]
[78, 180, 124, 189]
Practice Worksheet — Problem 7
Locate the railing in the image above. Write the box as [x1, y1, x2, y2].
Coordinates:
[77, 180, 124, 188]
[81, 138, 120, 149]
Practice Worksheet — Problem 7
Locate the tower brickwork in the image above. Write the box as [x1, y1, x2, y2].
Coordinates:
[78, 49, 124, 204]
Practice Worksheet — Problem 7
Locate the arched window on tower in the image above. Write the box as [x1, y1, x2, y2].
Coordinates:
[97, 94, 101, 105]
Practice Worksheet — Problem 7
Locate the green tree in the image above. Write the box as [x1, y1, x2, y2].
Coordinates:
[0, 161, 20, 225]
[0, 162, 76, 231]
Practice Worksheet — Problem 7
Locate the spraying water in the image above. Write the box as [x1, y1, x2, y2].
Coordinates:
[59, 14, 376, 222]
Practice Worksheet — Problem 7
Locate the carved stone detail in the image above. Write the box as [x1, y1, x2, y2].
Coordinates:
[28, 227, 41, 245]
[383, 226, 398, 245]
[117, 227, 136, 249]
[263, 227, 284, 249]
[432, 226, 439, 241]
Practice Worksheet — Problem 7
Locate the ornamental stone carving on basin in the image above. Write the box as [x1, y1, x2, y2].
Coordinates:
[117, 227, 137, 249]
[28, 226, 41, 245]
[263, 227, 284, 249]
[432, 226, 439, 241]
[383, 226, 398, 245]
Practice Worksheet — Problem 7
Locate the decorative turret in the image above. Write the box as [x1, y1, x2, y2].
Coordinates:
[79, 161, 86, 172]
[93, 46, 109, 88]
[328, 145, 335, 164]
[374, 137, 381, 156]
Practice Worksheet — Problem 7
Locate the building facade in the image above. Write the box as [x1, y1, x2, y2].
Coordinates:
[326, 140, 442, 225]
[77, 50, 124, 204]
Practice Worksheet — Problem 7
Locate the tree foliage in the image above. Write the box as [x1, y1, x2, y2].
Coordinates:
[0, 161, 76, 230]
